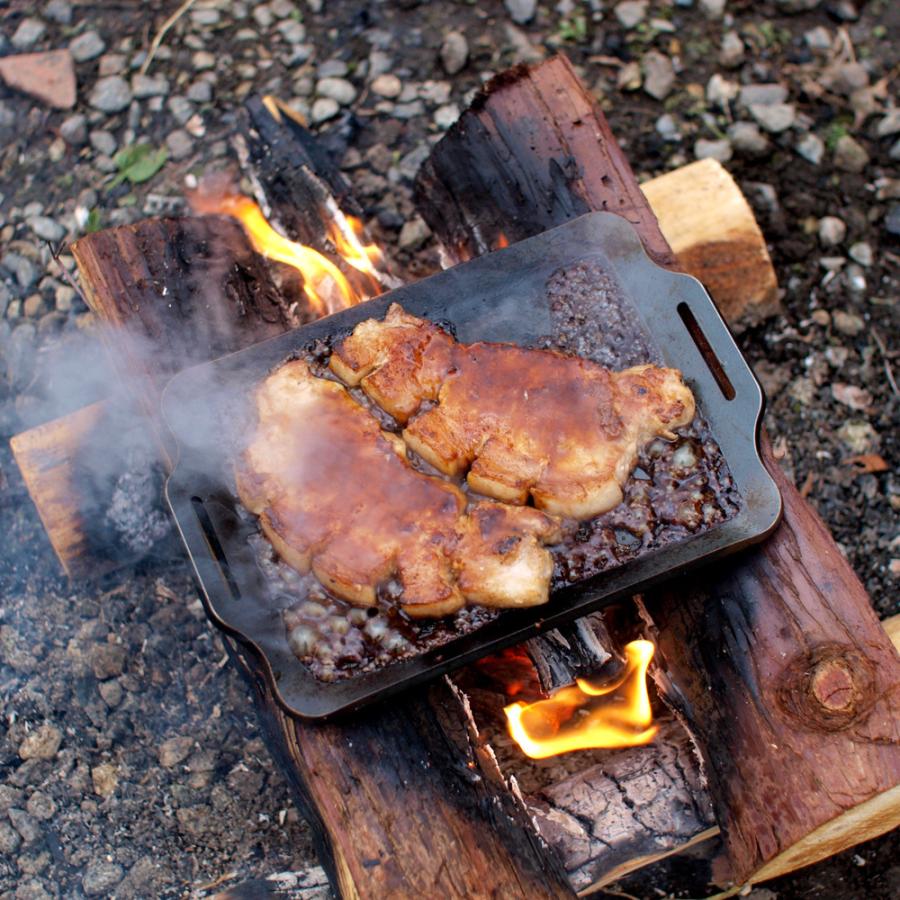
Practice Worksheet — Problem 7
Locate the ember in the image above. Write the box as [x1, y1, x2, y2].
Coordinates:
[504, 639, 658, 758]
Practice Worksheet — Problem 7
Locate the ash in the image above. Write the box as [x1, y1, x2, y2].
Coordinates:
[104, 453, 171, 555]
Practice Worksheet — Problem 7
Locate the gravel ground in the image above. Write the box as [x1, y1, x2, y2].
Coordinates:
[0, 1, 897, 898]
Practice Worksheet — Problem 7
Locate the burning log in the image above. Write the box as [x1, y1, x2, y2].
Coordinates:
[414, 54, 900, 889]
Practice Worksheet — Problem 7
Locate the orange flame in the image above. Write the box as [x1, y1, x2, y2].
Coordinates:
[190, 186, 384, 317]
[504, 640, 658, 759]
[495, 233, 510, 249]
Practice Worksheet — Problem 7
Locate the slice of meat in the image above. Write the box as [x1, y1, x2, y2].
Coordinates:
[235, 360, 560, 617]
[331, 304, 696, 519]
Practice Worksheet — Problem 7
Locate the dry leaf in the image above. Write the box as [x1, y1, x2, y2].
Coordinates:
[843, 454, 890, 474]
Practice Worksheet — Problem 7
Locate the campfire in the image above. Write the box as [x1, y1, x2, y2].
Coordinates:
[9, 54, 899, 900]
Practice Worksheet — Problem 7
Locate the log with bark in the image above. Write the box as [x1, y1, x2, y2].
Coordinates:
[414, 54, 900, 889]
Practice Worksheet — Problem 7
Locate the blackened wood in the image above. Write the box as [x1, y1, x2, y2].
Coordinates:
[414, 53, 900, 888]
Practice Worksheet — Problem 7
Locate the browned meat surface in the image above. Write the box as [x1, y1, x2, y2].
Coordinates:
[331, 304, 696, 518]
[235, 360, 560, 617]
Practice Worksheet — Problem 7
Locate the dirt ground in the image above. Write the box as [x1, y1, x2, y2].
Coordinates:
[0, 1, 897, 898]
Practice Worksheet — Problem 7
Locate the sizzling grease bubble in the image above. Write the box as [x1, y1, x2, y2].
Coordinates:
[300, 601, 327, 619]
[383, 631, 409, 653]
[364, 617, 389, 641]
[672, 442, 697, 470]
[347, 608, 369, 628]
[288, 625, 316, 657]
[328, 616, 350, 635]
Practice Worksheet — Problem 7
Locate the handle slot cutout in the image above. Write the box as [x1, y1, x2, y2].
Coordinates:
[677, 302, 736, 400]
[191, 496, 241, 600]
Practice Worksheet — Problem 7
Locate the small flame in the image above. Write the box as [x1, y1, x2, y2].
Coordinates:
[495, 233, 510, 249]
[504, 640, 658, 759]
[190, 184, 384, 317]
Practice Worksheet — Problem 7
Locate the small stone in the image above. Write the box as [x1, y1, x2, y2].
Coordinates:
[0, 50, 76, 109]
[876, 110, 900, 138]
[277, 19, 307, 43]
[27, 216, 65, 242]
[90, 129, 117, 155]
[91, 763, 118, 797]
[739, 83, 789, 107]
[8, 808, 41, 844]
[23, 295, 43, 318]
[837, 420, 877, 454]
[192, 50, 216, 71]
[440, 31, 469, 76]
[318, 59, 348, 78]
[253, 5, 275, 28]
[887, 204, 900, 236]
[90, 643, 126, 679]
[82, 861, 124, 897]
[89, 76, 132, 113]
[795, 133, 824, 165]
[60, 113, 87, 145]
[728, 121, 770, 156]
[187, 80, 213, 103]
[699, 0, 726, 17]
[271, 0, 296, 16]
[398, 216, 432, 251]
[642, 51, 675, 100]
[749, 103, 795, 133]
[311, 97, 339, 123]
[505, 0, 537, 24]
[706, 73, 739, 109]
[718, 31, 745, 68]
[55, 285, 75, 312]
[158, 736, 193, 768]
[0, 821, 20, 855]
[167, 95, 193, 125]
[25, 792, 56, 821]
[2, 252, 36, 290]
[818, 216, 846, 247]
[98, 679, 123, 707]
[316, 77, 356, 105]
[848, 242, 872, 267]
[845, 263, 866, 293]
[615, 1, 648, 28]
[393, 100, 425, 119]
[822, 61, 868, 96]
[45, 0, 73, 25]
[833, 134, 869, 173]
[832, 383, 872, 410]
[18, 724, 62, 761]
[655, 113, 680, 142]
[804, 26, 832, 52]
[776, 0, 822, 10]
[694, 138, 733, 163]
[98, 53, 126, 76]
[832, 310, 864, 336]
[617, 60, 642, 92]
[131, 74, 169, 98]
[12, 18, 46, 50]
[434, 103, 460, 130]
[69, 31, 106, 63]
[165, 129, 193, 161]
[371, 73, 401, 99]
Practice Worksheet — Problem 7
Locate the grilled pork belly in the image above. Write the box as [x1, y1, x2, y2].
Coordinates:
[235, 360, 560, 617]
[331, 304, 696, 519]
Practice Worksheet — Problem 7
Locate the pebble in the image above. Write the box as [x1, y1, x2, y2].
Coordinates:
[699, 0, 726, 17]
[0, 821, 20, 855]
[505, 0, 538, 24]
[804, 26, 832, 52]
[642, 51, 675, 100]
[441, 31, 469, 75]
[253, 5, 274, 27]
[371, 73, 402, 99]
[271, 0, 297, 16]
[98, 53, 127, 77]
[25, 792, 56, 821]
[2, 253, 37, 290]
[89, 76, 132, 114]
[192, 50, 216, 71]
[60, 113, 88, 146]
[191, 8, 220, 26]
[739, 84, 789, 107]
[317, 77, 356, 105]
[187, 80, 213, 103]
[318, 59, 348, 78]
[23, 295, 43, 318]
[27, 216, 66, 242]
[12, 18, 46, 50]
[823, 61, 868, 96]
[168, 95, 193, 125]
[833, 134, 869, 173]
[848, 241, 873, 267]
[655, 113, 680, 142]
[90, 643, 126, 679]
[876, 110, 900, 138]
[69, 30, 106, 63]
[82, 861, 125, 897]
[749, 103, 796, 133]
[707, 73, 739, 109]
[832, 383, 872, 411]
[818, 216, 846, 247]
[45, 0, 73, 25]
[795, 132, 824, 165]
[158, 735, 193, 768]
[92, 762, 118, 797]
[694, 138, 733, 163]
[18, 724, 62, 761]
[837, 420, 877, 454]
[166, 129, 193, 161]
[132, 74, 169, 98]
[434, 103, 460, 130]
[399, 216, 432, 250]
[277, 20, 307, 43]
[887, 205, 900, 236]
[845, 263, 866, 292]
[55, 285, 76, 312]
[728, 121, 770, 156]
[832, 310, 864, 336]
[369, 50, 392, 79]
[719, 31, 745, 68]
[393, 100, 425, 119]
[311, 97, 339, 123]
[9, 808, 41, 844]
[90, 130, 117, 156]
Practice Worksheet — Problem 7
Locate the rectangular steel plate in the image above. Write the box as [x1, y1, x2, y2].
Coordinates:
[163, 212, 782, 720]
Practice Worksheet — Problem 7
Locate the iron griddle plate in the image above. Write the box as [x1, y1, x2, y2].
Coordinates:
[163, 212, 781, 720]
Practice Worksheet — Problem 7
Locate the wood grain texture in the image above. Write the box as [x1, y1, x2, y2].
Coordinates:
[416, 53, 900, 888]
[641, 159, 781, 331]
